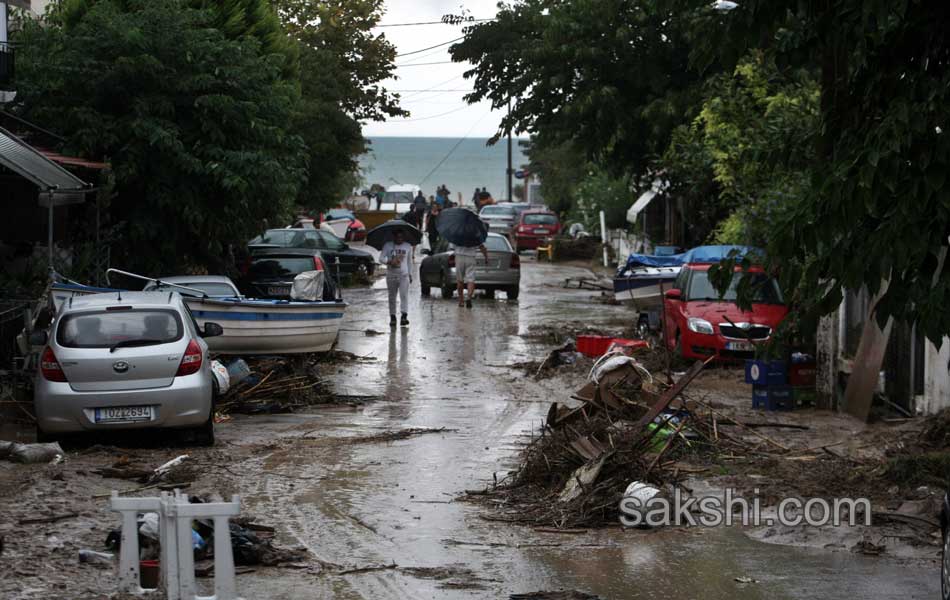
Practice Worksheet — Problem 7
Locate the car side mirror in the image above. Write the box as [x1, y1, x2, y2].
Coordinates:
[202, 322, 224, 338]
[29, 330, 48, 346]
[664, 288, 683, 301]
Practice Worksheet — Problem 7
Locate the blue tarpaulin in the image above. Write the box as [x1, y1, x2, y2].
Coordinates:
[680, 245, 764, 264]
[622, 253, 686, 269]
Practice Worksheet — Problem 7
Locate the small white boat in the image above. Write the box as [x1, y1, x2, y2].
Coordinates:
[49, 275, 347, 355]
[612, 265, 681, 307]
[184, 297, 346, 354]
[612, 252, 685, 308]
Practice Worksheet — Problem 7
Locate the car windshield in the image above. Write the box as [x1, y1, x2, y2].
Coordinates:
[481, 206, 515, 217]
[249, 257, 317, 278]
[149, 282, 236, 297]
[523, 213, 557, 225]
[250, 230, 334, 250]
[485, 236, 511, 252]
[384, 191, 414, 203]
[325, 209, 353, 220]
[57, 309, 183, 348]
[686, 270, 784, 304]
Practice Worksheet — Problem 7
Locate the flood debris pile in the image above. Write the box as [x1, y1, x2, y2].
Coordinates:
[473, 356, 715, 528]
[216, 355, 342, 414]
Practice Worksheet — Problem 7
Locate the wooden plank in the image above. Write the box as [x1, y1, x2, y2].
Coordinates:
[630, 357, 711, 446]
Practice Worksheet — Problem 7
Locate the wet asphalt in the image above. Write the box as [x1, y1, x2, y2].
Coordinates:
[215, 255, 938, 599]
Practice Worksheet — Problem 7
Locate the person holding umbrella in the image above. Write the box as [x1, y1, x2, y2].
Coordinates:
[366, 220, 423, 327]
[435, 208, 489, 308]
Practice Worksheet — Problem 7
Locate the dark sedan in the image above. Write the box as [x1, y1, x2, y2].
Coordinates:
[238, 248, 338, 300]
[248, 228, 375, 277]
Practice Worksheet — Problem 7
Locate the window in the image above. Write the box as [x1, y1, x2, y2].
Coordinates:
[686, 270, 784, 304]
[484, 236, 512, 252]
[481, 205, 515, 216]
[58, 310, 183, 348]
[317, 231, 346, 250]
[249, 257, 318, 277]
[523, 213, 557, 225]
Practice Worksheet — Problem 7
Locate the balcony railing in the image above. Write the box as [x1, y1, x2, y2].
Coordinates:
[0, 43, 14, 88]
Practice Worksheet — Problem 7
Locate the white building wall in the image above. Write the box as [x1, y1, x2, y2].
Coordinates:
[921, 337, 950, 415]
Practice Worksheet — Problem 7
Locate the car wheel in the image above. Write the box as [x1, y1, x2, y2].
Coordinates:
[191, 394, 216, 447]
[507, 286, 520, 300]
[356, 261, 370, 281]
[484, 288, 495, 299]
[440, 271, 454, 299]
[421, 284, 431, 297]
[636, 316, 650, 339]
[674, 332, 684, 358]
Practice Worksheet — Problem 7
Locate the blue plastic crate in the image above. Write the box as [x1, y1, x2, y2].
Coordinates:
[752, 384, 795, 411]
[745, 360, 787, 385]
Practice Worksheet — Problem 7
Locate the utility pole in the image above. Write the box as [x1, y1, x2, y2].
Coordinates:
[506, 98, 513, 202]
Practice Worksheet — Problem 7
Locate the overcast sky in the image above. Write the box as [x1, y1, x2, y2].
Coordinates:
[362, 0, 507, 139]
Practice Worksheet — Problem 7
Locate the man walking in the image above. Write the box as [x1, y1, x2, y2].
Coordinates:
[453, 241, 488, 308]
[380, 230, 413, 327]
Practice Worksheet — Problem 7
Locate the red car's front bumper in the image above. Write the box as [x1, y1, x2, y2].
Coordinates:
[677, 329, 763, 361]
[514, 234, 545, 250]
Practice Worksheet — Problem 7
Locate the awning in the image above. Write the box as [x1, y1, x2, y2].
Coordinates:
[0, 126, 93, 200]
[626, 180, 668, 224]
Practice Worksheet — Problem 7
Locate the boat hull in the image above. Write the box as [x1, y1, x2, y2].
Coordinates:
[185, 298, 347, 355]
[613, 267, 680, 307]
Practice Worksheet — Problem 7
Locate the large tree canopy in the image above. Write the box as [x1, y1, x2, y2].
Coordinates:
[14, 0, 306, 274]
[450, 0, 716, 180]
[274, 0, 405, 209]
[698, 0, 950, 343]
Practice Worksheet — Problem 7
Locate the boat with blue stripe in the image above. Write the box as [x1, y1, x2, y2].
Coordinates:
[49, 272, 347, 355]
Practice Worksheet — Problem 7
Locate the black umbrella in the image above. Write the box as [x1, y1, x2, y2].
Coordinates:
[435, 207, 488, 247]
[365, 219, 423, 250]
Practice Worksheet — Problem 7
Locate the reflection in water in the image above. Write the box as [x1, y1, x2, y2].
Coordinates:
[384, 327, 412, 401]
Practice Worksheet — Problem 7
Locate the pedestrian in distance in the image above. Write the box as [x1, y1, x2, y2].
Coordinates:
[413, 190, 426, 211]
[426, 203, 441, 251]
[472, 187, 481, 204]
[379, 230, 413, 327]
[453, 241, 488, 308]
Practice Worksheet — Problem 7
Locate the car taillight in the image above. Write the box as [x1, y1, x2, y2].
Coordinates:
[448, 254, 455, 268]
[511, 254, 520, 269]
[313, 256, 326, 271]
[176, 340, 203, 376]
[40, 346, 67, 382]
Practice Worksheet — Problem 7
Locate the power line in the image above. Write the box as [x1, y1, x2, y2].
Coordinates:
[389, 104, 475, 123]
[394, 60, 456, 68]
[396, 36, 465, 57]
[419, 111, 493, 186]
[390, 89, 473, 93]
[374, 18, 493, 28]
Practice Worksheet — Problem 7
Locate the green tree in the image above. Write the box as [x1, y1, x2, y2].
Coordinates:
[570, 166, 632, 232]
[274, 0, 406, 210]
[14, 0, 306, 274]
[520, 136, 587, 216]
[695, 0, 950, 342]
[451, 0, 717, 181]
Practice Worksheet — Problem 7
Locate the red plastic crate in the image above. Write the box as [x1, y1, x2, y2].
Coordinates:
[789, 363, 817, 386]
[577, 335, 614, 358]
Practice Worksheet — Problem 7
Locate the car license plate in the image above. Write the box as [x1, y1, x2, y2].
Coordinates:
[725, 341, 755, 351]
[533, 228, 548, 234]
[267, 286, 289, 296]
[95, 406, 153, 423]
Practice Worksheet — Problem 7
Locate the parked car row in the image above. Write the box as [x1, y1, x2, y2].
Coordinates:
[476, 202, 561, 254]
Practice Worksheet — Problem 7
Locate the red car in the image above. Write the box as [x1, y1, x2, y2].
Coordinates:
[513, 209, 560, 251]
[662, 263, 788, 361]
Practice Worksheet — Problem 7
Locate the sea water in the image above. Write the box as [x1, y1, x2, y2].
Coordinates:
[359, 137, 529, 202]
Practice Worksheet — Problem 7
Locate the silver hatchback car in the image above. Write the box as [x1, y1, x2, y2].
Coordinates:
[32, 291, 223, 445]
[419, 232, 521, 299]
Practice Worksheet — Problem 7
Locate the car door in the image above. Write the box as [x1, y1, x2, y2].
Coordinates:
[663, 268, 690, 347]
[316, 231, 356, 272]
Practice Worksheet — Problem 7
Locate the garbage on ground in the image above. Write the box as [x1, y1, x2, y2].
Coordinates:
[78, 549, 114, 565]
[211, 360, 231, 395]
[225, 358, 251, 386]
[1, 441, 65, 464]
[216, 355, 335, 415]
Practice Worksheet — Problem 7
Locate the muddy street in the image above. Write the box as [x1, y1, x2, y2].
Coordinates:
[0, 257, 939, 599]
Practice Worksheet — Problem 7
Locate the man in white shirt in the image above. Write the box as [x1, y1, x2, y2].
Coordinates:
[453, 242, 488, 308]
[379, 230, 414, 327]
